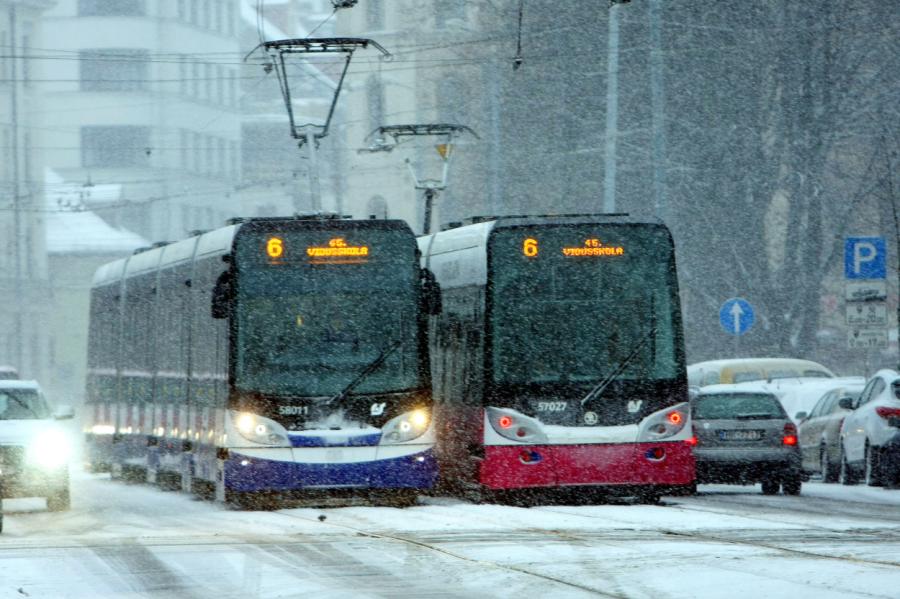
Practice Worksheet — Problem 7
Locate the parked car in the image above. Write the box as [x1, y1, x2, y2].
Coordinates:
[839, 369, 900, 487]
[710, 376, 866, 425]
[0, 366, 19, 380]
[690, 385, 804, 495]
[687, 358, 835, 388]
[796, 382, 865, 482]
[0, 380, 74, 511]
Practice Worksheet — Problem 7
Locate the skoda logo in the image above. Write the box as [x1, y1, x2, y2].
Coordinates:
[583, 411, 598, 425]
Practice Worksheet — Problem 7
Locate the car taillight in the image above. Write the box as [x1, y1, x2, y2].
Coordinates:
[875, 407, 900, 419]
[782, 422, 797, 446]
[685, 423, 699, 446]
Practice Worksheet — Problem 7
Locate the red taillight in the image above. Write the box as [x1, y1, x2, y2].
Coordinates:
[685, 436, 698, 446]
[498, 415, 513, 429]
[875, 407, 900, 419]
[667, 411, 684, 426]
[783, 422, 798, 446]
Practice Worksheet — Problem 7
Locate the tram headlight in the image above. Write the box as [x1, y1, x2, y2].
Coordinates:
[26, 429, 72, 470]
[380, 409, 430, 444]
[229, 411, 289, 446]
[637, 402, 689, 441]
[486, 408, 548, 444]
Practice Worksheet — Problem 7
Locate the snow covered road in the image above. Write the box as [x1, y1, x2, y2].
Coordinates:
[1, 474, 898, 598]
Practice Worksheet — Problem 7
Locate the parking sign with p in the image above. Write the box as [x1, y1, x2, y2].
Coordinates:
[844, 237, 886, 279]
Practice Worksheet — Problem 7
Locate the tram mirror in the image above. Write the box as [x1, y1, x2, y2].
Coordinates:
[421, 268, 442, 315]
[211, 270, 234, 319]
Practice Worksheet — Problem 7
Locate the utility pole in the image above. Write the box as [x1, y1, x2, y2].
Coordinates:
[361, 124, 478, 234]
[9, 5, 23, 371]
[260, 38, 388, 212]
[603, 2, 626, 214]
[648, 0, 668, 221]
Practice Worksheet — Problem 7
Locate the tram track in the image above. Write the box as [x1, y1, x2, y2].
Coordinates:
[272, 509, 629, 598]
[532, 504, 900, 570]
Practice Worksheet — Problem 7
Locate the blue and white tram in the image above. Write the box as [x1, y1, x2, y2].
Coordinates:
[85, 215, 438, 506]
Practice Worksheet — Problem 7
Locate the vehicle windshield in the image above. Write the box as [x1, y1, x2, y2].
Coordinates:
[234, 228, 421, 396]
[693, 393, 787, 420]
[0, 389, 51, 420]
[488, 224, 681, 385]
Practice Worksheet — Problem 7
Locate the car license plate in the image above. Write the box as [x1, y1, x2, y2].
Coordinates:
[719, 430, 763, 441]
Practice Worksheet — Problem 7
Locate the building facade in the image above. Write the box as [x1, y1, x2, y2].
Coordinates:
[35, 0, 243, 244]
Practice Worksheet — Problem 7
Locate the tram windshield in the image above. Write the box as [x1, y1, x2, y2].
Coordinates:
[488, 224, 681, 386]
[233, 227, 421, 397]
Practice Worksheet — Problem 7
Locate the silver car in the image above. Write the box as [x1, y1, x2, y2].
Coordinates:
[691, 386, 804, 495]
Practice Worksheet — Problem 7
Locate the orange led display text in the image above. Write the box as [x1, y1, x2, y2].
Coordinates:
[562, 238, 624, 257]
[523, 238, 539, 257]
[266, 237, 285, 259]
[306, 237, 370, 262]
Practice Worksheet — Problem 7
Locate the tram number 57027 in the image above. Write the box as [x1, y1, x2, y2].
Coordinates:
[535, 401, 567, 413]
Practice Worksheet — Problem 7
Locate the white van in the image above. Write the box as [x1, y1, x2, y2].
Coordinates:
[687, 358, 835, 388]
[0, 380, 74, 513]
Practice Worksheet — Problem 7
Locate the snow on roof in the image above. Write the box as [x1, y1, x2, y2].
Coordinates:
[44, 168, 148, 255]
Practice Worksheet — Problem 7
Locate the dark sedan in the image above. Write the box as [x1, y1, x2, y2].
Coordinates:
[691, 386, 804, 495]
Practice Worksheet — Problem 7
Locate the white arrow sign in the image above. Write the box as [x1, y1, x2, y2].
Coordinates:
[730, 302, 744, 334]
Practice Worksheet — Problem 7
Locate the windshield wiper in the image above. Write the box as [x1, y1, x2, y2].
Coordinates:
[326, 340, 402, 406]
[580, 326, 658, 407]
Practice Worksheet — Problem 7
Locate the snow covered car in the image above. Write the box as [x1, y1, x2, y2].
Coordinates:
[690, 386, 804, 495]
[0, 380, 74, 511]
[687, 358, 834, 388]
[838, 369, 900, 487]
[796, 382, 864, 482]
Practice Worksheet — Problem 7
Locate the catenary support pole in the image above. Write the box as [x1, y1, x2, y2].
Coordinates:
[603, 4, 620, 214]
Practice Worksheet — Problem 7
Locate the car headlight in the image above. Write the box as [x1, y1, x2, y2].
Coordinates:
[380, 409, 430, 444]
[637, 402, 689, 441]
[26, 429, 72, 470]
[230, 411, 289, 446]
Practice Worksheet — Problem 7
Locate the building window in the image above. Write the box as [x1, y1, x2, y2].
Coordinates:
[366, 76, 384, 133]
[366, 0, 384, 30]
[179, 55, 188, 95]
[217, 138, 226, 175]
[0, 30, 7, 80]
[226, 2, 235, 35]
[81, 126, 151, 167]
[435, 0, 466, 28]
[216, 65, 224, 105]
[191, 62, 200, 97]
[78, 0, 146, 16]
[205, 63, 213, 100]
[179, 129, 188, 169]
[80, 49, 148, 91]
[21, 24, 32, 87]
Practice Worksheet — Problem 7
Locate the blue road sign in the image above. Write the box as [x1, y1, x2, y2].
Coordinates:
[719, 298, 755, 336]
[845, 237, 886, 279]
